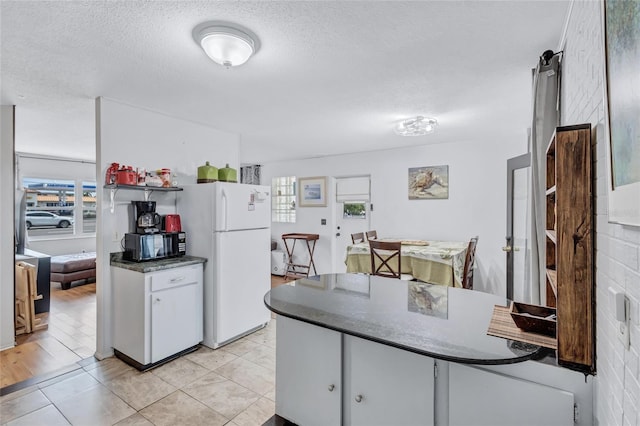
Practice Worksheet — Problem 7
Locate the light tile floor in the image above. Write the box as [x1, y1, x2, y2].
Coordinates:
[0, 320, 277, 426]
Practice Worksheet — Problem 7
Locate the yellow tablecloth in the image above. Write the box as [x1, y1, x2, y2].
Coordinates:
[345, 240, 468, 287]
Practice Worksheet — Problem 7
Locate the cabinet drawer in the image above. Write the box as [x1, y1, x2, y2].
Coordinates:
[150, 264, 201, 292]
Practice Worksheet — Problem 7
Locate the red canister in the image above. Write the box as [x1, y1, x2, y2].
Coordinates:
[116, 167, 137, 185]
[164, 214, 182, 232]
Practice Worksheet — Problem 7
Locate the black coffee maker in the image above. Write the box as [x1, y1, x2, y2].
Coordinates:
[131, 201, 161, 234]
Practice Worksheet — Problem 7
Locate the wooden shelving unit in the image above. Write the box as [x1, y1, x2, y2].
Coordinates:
[545, 124, 594, 375]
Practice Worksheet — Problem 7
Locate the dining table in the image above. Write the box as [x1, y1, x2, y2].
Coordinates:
[344, 239, 468, 287]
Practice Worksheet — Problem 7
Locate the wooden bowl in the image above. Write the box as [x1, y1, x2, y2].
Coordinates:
[510, 302, 557, 337]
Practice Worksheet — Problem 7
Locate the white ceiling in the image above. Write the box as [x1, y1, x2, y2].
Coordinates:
[1, 1, 569, 164]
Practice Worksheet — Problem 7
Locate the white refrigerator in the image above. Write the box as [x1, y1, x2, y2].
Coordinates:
[178, 182, 271, 349]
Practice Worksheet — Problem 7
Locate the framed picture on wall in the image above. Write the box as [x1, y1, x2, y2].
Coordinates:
[408, 165, 449, 200]
[603, 0, 640, 226]
[298, 176, 327, 207]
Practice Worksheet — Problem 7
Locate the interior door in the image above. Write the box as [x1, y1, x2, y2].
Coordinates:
[334, 176, 371, 273]
[506, 153, 531, 302]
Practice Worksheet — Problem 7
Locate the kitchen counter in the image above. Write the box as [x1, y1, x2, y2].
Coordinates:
[265, 273, 546, 364]
[266, 274, 592, 426]
[110, 253, 206, 273]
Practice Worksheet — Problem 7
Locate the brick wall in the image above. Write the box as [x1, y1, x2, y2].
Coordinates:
[560, 1, 640, 425]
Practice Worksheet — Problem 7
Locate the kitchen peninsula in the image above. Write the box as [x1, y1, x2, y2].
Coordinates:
[265, 274, 593, 426]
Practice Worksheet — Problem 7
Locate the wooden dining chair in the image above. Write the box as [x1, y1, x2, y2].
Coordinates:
[369, 240, 413, 280]
[351, 232, 365, 244]
[365, 230, 378, 241]
[462, 236, 479, 290]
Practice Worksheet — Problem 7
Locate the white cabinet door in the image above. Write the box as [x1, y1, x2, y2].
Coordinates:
[276, 317, 341, 426]
[449, 363, 574, 426]
[344, 335, 435, 426]
[150, 281, 201, 363]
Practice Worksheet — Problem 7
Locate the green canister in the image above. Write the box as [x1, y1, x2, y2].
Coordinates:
[197, 161, 218, 183]
[218, 163, 237, 183]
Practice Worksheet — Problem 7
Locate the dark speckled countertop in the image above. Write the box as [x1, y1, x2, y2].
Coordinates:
[264, 273, 548, 365]
[110, 252, 206, 273]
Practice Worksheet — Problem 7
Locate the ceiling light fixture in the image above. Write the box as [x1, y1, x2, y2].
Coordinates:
[193, 21, 260, 68]
[394, 116, 438, 136]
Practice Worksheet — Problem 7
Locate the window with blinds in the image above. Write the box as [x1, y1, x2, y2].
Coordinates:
[337, 176, 370, 219]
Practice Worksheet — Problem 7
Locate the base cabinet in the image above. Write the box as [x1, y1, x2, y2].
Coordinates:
[112, 263, 203, 367]
[276, 317, 434, 426]
[275, 316, 590, 426]
[276, 317, 341, 426]
[449, 363, 574, 426]
[344, 335, 434, 426]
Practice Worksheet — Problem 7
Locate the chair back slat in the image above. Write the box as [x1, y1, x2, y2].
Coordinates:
[369, 240, 402, 279]
[366, 230, 378, 241]
[462, 236, 479, 289]
[351, 232, 365, 244]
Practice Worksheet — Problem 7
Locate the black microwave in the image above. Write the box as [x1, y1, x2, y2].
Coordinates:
[123, 232, 186, 262]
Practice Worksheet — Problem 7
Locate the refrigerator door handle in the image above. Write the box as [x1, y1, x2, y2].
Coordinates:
[221, 188, 228, 231]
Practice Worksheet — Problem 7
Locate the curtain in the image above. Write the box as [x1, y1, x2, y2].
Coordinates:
[240, 165, 261, 185]
[530, 51, 561, 304]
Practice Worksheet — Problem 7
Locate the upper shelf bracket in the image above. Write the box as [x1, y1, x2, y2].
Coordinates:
[104, 184, 183, 213]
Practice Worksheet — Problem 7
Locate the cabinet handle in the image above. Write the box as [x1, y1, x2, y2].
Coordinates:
[155, 298, 161, 302]
[355, 394, 363, 403]
[169, 276, 185, 283]
[328, 384, 335, 392]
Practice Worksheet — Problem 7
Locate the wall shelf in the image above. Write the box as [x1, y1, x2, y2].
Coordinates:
[104, 184, 183, 212]
[545, 124, 594, 375]
[545, 185, 556, 196]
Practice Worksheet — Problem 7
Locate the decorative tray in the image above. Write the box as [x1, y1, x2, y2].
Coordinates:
[509, 301, 556, 337]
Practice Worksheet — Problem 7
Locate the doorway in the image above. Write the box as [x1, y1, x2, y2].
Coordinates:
[2, 112, 98, 390]
[334, 176, 371, 273]
[506, 153, 531, 302]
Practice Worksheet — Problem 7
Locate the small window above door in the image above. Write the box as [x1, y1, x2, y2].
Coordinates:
[343, 201, 366, 219]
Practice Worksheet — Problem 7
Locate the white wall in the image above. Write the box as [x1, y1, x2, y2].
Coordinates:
[16, 154, 97, 256]
[262, 136, 526, 295]
[95, 97, 240, 358]
[559, 2, 640, 425]
[0, 106, 16, 350]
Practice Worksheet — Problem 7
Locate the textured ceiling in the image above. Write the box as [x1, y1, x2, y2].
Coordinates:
[1, 1, 569, 164]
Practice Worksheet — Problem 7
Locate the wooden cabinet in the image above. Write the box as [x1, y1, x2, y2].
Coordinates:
[112, 263, 203, 369]
[545, 124, 595, 374]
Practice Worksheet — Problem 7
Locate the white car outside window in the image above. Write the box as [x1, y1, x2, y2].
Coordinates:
[25, 212, 74, 229]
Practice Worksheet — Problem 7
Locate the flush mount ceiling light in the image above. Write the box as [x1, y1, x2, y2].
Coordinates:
[192, 21, 260, 68]
[394, 116, 438, 136]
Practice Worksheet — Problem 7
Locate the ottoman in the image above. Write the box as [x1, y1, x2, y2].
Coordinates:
[50, 252, 97, 290]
